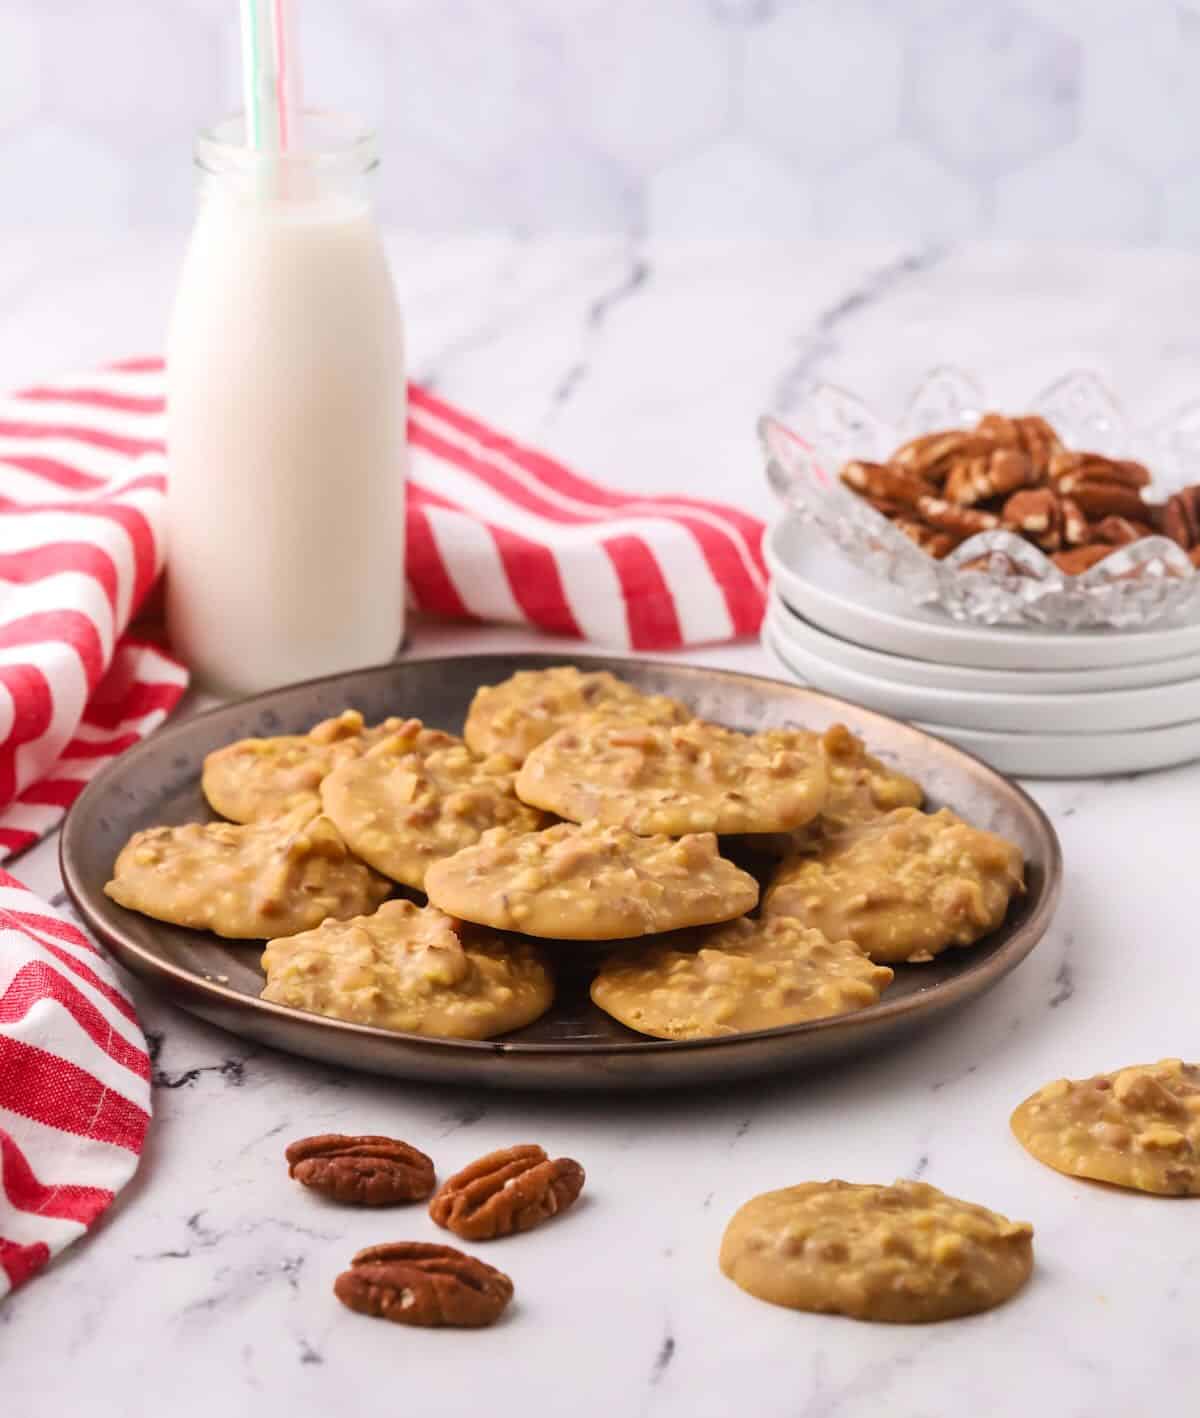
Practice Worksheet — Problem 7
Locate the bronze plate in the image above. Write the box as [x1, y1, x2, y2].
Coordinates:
[61, 653, 1061, 1091]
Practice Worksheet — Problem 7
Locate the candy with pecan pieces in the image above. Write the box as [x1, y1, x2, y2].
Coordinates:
[1163, 486, 1200, 551]
[429, 1144, 586, 1241]
[334, 1242, 513, 1328]
[286, 1134, 435, 1206]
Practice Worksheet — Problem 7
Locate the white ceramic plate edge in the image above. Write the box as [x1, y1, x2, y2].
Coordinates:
[765, 600, 1200, 733]
[763, 624, 1200, 778]
[768, 588, 1200, 695]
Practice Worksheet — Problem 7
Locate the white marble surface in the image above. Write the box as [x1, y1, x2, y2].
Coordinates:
[3, 233, 1200, 1416]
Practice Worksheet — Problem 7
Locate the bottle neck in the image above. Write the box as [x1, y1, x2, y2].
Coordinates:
[193, 110, 378, 210]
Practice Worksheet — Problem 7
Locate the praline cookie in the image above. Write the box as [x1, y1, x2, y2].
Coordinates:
[464, 666, 691, 764]
[751, 723, 924, 855]
[202, 709, 403, 823]
[515, 720, 828, 836]
[764, 807, 1023, 963]
[719, 1179, 1034, 1323]
[424, 821, 759, 940]
[261, 900, 553, 1039]
[105, 804, 391, 939]
[591, 916, 892, 1040]
[1011, 1059, 1200, 1195]
[320, 720, 543, 890]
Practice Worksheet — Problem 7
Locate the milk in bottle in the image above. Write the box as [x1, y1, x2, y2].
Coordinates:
[166, 113, 405, 694]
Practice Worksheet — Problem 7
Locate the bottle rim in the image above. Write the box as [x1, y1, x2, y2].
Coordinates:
[194, 110, 378, 176]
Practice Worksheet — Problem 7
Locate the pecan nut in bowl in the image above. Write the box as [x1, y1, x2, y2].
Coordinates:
[334, 1242, 513, 1328]
[1052, 544, 1115, 576]
[1163, 486, 1200, 551]
[839, 459, 927, 508]
[891, 430, 990, 484]
[1047, 450, 1152, 492]
[976, 411, 1062, 478]
[285, 1134, 436, 1206]
[429, 1144, 585, 1241]
[1092, 515, 1154, 547]
[891, 518, 959, 560]
[914, 496, 998, 539]
[1000, 488, 1087, 552]
[944, 447, 1033, 506]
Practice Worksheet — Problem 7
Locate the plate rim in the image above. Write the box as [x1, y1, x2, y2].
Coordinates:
[765, 598, 1200, 726]
[768, 587, 1200, 695]
[60, 651, 1064, 1065]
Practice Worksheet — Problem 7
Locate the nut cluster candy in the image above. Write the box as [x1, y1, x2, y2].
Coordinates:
[839, 409, 1200, 573]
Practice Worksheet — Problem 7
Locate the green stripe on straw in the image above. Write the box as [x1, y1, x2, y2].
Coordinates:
[239, 0, 264, 150]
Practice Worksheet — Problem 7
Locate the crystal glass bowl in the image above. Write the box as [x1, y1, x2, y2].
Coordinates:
[760, 368, 1200, 629]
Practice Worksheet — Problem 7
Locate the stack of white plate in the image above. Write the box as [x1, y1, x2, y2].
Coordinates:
[763, 518, 1200, 777]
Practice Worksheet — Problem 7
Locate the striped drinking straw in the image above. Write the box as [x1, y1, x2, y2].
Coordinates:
[239, 0, 301, 156]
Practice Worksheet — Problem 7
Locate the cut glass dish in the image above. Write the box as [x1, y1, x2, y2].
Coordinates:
[760, 368, 1200, 629]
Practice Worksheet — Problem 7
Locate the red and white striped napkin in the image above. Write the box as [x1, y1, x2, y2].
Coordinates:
[0, 872, 150, 1299]
[0, 358, 766, 1295]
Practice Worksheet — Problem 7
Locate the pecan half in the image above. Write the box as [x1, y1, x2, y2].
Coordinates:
[976, 412, 1062, 478]
[334, 1241, 513, 1327]
[1092, 515, 1153, 547]
[429, 1144, 585, 1241]
[915, 495, 998, 538]
[1048, 451, 1152, 491]
[891, 517, 959, 560]
[1053, 544, 1115, 575]
[944, 448, 1034, 506]
[1001, 487, 1062, 550]
[286, 1134, 435, 1206]
[1163, 486, 1200, 550]
[840, 460, 927, 508]
[892, 430, 990, 484]
[1059, 480, 1149, 523]
[1001, 488, 1088, 552]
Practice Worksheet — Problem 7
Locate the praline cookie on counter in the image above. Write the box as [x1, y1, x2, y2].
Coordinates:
[202, 709, 406, 823]
[463, 664, 691, 764]
[260, 899, 554, 1038]
[719, 1179, 1034, 1323]
[105, 803, 391, 939]
[515, 719, 829, 835]
[319, 718, 543, 890]
[590, 916, 893, 1040]
[424, 821, 759, 939]
[764, 807, 1024, 964]
[1011, 1058, 1200, 1195]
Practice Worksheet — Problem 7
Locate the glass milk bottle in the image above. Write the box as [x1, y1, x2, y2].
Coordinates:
[166, 113, 405, 695]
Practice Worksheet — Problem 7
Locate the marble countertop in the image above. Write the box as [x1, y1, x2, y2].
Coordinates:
[4, 232, 1199, 1417]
